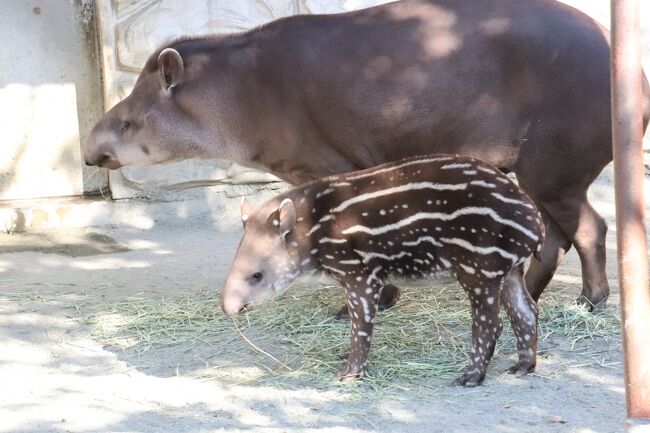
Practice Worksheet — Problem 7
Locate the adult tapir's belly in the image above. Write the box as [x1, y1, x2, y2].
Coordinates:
[266, 0, 616, 188]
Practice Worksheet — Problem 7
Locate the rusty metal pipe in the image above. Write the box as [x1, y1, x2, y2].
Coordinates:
[611, 0, 650, 429]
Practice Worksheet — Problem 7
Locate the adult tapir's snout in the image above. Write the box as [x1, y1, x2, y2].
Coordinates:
[83, 119, 123, 169]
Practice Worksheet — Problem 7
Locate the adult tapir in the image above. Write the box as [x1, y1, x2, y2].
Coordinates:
[84, 0, 650, 313]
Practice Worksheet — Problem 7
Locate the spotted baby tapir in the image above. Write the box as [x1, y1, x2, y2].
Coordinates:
[221, 154, 545, 386]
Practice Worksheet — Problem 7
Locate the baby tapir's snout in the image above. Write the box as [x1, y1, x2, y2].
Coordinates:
[223, 154, 545, 385]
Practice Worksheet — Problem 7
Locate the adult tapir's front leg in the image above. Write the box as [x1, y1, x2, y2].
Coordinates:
[337, 278, 382, 380]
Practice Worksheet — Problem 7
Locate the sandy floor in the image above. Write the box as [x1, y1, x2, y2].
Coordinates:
[0, 163, 646, 433]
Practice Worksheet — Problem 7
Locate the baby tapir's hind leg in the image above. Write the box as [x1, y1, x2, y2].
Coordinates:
[454, 273, 503, 387]
[500, 264, 539, 376]
[337, 278, 382, 380]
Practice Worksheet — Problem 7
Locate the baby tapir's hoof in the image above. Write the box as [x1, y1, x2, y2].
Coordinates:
[334, 284, 400, 320]
[337, 363, 367, 382]
[507, 361, 536, 377]
[453, 370, 486, 387]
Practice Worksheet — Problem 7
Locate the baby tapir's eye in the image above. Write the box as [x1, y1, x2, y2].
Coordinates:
[251, 272, 263, 282]
[121, 121, 131, 133]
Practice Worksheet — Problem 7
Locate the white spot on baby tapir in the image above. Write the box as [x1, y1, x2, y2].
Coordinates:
[460, 263, 475, 274]
[380, 209, 387, 215]
[310, 248, 318, 255]
[325, 254, 335, 260]
[439, 257, 452, 268]
[427, 200, 433, 205]
[362, 212, 369, 217]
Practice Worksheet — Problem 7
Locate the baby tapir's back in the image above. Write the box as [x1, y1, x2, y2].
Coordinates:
[311, 154, 545, 279]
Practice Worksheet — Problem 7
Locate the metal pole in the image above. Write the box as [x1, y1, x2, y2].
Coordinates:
[611, 0, 650, 430]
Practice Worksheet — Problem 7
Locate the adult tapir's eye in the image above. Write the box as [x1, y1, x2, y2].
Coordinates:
[251, 272, 263, 283]
[121, 121, 131, 133]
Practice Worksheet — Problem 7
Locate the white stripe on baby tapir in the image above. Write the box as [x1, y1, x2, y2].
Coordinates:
[439, 237, 520, 263]
[319, 214, 335, 222]
[402, 236, 443, 247]
[441, 162, 472, 170]
[366, 266, 383, 285]
[477, 166, 497, 175]
[321, 264, 346, 276]
[459, 263, 476, 274]
[353, 249, 412, 264]
[330, 181, 351, 187]
[343, 156, 454, 181]
[339, 259, 362, 265]
[319, 237, 348, 244]
[481, 269, 505, 278]
[360, 297, 372, 323]
[439, 257, 452, 268]
[463, 170, 478, 175]
[470, 180, 497, 188]
[330, 182, 469, 213]
[315, 188, 333, 198]
[307, 224, 321, 236]
[490, 192, 535, 209]
[343, 207, 540, 241]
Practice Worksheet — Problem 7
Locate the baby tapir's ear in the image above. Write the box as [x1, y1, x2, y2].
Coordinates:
[268, 199, 296, 239]
[241, 197, 254, 228]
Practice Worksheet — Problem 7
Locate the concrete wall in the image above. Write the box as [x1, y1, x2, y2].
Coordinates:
[0, 0, 108, 201]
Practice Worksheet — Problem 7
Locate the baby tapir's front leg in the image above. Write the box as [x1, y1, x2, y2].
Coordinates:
[337, 276, 383, 380]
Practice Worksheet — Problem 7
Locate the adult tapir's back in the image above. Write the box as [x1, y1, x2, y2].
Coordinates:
[256, 0, 617, 186]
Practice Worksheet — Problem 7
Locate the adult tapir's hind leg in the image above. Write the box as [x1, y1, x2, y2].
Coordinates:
[542, 193, 610, 309]
[454, 272, 503, 387]
[500, 264, 539, 376]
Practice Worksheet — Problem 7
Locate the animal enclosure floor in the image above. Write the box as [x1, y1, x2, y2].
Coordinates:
[0, 164, 645, 433]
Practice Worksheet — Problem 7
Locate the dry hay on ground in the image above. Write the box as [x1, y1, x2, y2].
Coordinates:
[74, 282, 621, 396]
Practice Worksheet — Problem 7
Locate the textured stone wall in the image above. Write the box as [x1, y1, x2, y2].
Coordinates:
[96, 0, 394, 200]
[95, 0, 650, 201]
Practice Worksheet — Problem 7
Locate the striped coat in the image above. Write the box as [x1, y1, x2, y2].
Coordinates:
[222, 153, 545, 385]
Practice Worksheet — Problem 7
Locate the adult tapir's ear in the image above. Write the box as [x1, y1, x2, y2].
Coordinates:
[158, 48, 184, 93]
[241, 197, 254, 228]
[268, 199, 296, 239]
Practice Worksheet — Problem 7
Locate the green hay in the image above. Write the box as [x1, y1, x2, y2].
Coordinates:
[73, 282, 621, 396]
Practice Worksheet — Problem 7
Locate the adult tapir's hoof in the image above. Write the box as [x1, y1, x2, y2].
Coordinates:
[453, 370, 486, 387]
[334, 284, 401, 320]
[576, 291, 609, 312]
[507, 362, 536, 377]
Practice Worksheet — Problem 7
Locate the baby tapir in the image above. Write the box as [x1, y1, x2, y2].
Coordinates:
[221, 154, 545, 386]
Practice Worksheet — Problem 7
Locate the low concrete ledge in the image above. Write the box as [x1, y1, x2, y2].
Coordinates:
[0, 182, 289, 234]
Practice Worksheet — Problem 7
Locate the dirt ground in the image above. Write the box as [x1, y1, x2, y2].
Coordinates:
[0, 164, 646, 433]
